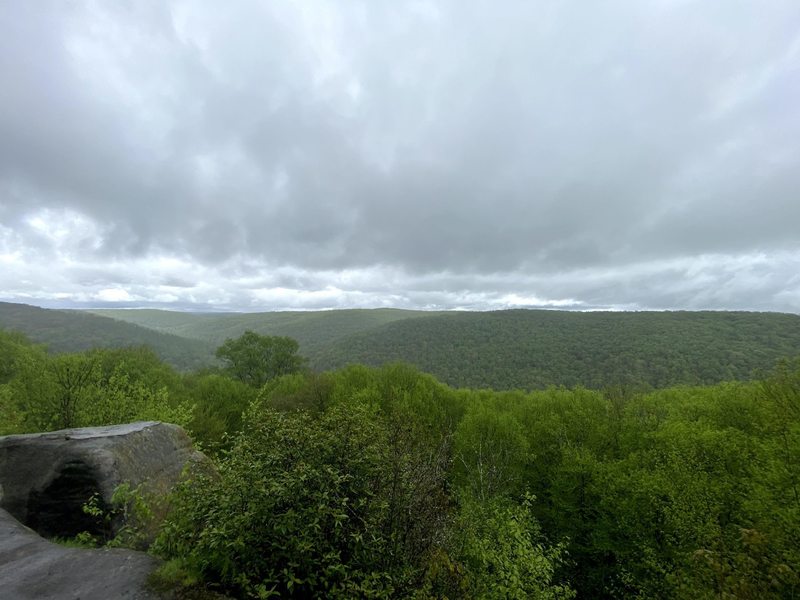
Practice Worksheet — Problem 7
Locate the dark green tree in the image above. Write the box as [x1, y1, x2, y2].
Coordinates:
[215, 331, 306, 388]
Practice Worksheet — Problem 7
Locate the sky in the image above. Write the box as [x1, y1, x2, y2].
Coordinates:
[1, 1, 799, 313]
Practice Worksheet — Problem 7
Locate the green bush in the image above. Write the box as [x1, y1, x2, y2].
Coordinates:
[448, 495, 573, 600]
[155, 401, 449, 598]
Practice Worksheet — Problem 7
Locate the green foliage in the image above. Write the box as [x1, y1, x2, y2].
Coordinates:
[76, 482, 163, 550]
[185, 373, 256, 451]
[91, 307, 437, 358]
[156, 401, 446, 598]
[4, 318, 800, 600]
[148, 558, 203, 595]
[154, 365, 575, 599]
[0, 302, 214, 370]
[256, 371, 328, 412]
[315, 310, 800, 390]
[0, 329, 40, 383]
[448, 495, 574, 600]
[215, 331, 306, 388]
[452, 403, 529, 500]
[0, 330, 42, 433]
[51, 531, 99, 548]
[106, 482, 162, 550]
[2, 345, 194, 433]
[520, 369, 800, 599]
[0, 384, 24, 435]
[11, 303, 800, 390]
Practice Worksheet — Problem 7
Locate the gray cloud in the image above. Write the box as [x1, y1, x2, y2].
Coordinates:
[1, 0, 799, 311]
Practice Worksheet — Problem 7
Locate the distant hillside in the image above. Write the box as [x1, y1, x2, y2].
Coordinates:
[0, 302, 214, 370]
[25, 304, 800, 390]
[89, 308, 441, 356]
[312, 310, 800, 390]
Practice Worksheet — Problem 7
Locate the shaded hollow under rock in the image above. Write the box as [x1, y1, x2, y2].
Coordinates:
[26, 460, 112, 540]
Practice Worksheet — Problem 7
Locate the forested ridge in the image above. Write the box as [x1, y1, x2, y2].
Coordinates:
[4, 302, 800, 390]
[1, 326, 798, 598]
[91, 306, 800, 390]
[89, 307, 440, 354]
[0, 302, 214, 370]
[313, 309, 800, 389]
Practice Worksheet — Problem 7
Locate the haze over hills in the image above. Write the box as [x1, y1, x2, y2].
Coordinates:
[88, 307, 442, 357]
[3, 302, 799, 389]
[85, 306, 800, 390]
[0, 302, 214, 370]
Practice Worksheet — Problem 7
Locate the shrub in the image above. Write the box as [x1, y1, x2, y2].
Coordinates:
[155, 402, 449, 598]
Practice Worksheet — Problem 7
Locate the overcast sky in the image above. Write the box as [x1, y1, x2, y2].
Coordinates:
[1, 1, 799, 313]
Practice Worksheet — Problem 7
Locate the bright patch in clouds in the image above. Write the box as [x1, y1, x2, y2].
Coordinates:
[495, 294, 583, 309]
[95, 288, 132, 302]
[23, 209, 105, 258]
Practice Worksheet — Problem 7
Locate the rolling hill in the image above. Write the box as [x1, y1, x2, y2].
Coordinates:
[0, 302, 214, 370]
[6, 303, 800, 389]
[88, 307, 441, 356]
[312, 309, 800, 390]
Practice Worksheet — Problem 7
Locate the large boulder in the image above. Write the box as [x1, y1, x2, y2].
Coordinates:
[0, 421, 205, 540]
[0, 507, 164, 599]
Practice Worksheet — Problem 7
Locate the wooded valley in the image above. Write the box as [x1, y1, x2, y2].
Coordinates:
[5, 302, 800, 389]
[1, 309, 798, 598]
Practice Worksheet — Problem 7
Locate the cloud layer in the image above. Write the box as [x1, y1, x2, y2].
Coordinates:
[1, 1, 799, 311]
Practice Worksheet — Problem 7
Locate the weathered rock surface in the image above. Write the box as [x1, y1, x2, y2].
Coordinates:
[0, 421, 205, 539]
[0, 507, 165, 599]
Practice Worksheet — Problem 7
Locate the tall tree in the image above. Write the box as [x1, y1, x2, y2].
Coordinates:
[215, 331, 306, 387]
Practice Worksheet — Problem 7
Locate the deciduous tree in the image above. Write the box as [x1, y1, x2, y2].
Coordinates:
[215, 331, 305, 388]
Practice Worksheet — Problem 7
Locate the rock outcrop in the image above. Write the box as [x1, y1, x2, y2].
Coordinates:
[0, 506, 164, 600]
[0, 421, 205, 540]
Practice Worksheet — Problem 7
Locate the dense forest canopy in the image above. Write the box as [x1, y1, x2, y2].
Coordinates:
[89, 307, 439, 351]
[1, 326, 798, 598]
[0, 302, 214, 370]
[313, 309, 800, 389]
[6, 302, 800, 390]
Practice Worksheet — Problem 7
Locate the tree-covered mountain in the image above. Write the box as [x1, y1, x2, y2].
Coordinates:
[312, 309, 800, 390]
[0, 302, 213, 370]
[8, 303, 800, 389]
[89, 307, 441, 355]
[4, 335, 799, 598]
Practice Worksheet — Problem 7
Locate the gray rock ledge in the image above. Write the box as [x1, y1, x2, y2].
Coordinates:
[0, 507, 164, 599]
[0, 421, 205, 540]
